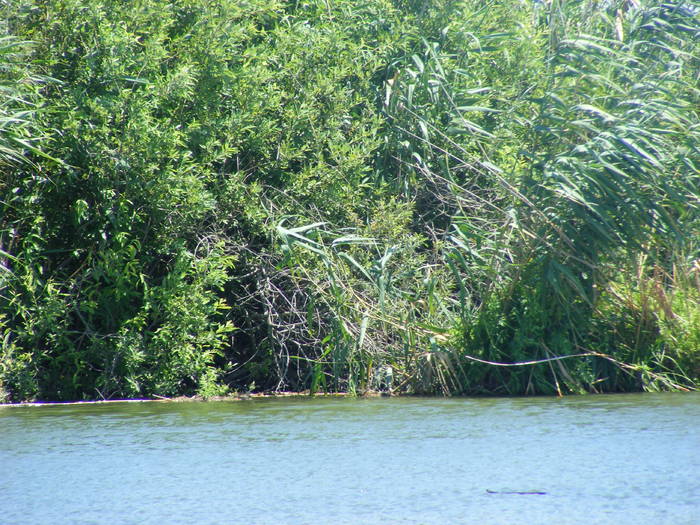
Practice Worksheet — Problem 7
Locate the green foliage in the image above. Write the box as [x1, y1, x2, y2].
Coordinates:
[438, 0, 699, 393]
[371, 0, 700, 394]
[1, 0, 698, 401]
[1, 0, 245, 400]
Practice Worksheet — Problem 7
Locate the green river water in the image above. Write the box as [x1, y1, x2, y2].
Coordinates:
[1, 393, 699, 524]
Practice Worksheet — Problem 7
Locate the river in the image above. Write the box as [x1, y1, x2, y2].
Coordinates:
[1, 393, 699, 524]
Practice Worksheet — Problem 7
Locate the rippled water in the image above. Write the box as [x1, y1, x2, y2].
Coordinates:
[2, 393, 699, 524]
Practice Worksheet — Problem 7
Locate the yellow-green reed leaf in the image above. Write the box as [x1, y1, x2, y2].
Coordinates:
[337, 252, 372, 282]
[357, 315, 369, 350]
[455, 106, 501, 113]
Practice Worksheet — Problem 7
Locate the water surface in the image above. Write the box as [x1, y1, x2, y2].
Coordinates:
[2, 393, 699, 524]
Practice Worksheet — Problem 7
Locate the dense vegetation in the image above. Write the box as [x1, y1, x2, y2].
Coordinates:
[1, 0, 698, 402]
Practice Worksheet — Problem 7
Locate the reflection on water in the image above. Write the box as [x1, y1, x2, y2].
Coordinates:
[2, 393, 699, 524]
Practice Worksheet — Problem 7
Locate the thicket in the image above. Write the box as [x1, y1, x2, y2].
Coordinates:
[1, 0, 698, 402]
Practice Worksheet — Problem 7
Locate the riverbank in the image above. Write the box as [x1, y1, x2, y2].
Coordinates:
[0, 390, 388, 407]
[6, 387, 698, 408]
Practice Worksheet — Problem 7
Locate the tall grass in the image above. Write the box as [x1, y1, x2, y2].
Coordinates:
[0, 33, 52, 402]
[388, 0, 700, 393]
[274, 0, 700, 395]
